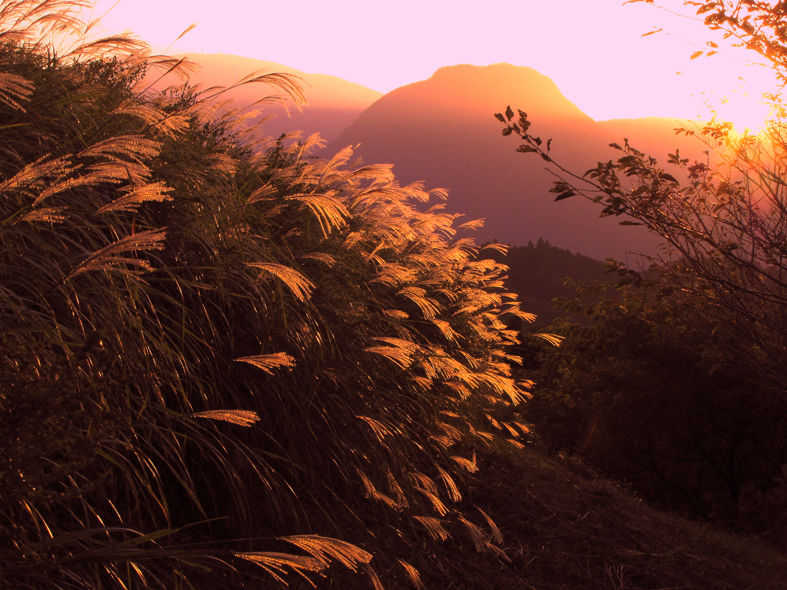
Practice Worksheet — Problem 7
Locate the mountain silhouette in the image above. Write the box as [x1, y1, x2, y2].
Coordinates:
[155, 56, 707, 260]
[161, 53, 382, 144]
[328, 64, 704, 260]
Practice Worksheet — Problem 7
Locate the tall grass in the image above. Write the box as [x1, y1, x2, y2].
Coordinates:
[0, 2, 538, 587]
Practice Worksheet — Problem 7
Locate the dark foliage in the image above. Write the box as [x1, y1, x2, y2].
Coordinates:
[527, 281, 787, 547]
[486, 237, 610, 325]
[1, 3, 536, 587]
[498, 0, 787, 551]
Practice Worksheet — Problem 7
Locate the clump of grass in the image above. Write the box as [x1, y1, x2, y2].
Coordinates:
[0, 2, 538, 588]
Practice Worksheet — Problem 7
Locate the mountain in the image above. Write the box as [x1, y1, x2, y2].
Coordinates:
[328, 64, 704, 260]
[159, 53, 382, 144]
[155, 57, 710, 260]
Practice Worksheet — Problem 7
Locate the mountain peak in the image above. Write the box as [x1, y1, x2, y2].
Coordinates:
[430, 62, 552, 84]
[373, 62, 589, 122]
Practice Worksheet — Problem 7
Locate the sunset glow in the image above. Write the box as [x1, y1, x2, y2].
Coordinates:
[709, 93, 774, 134]
[86, 0, 780, 132]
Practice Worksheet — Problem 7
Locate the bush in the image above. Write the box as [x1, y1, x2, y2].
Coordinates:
[498, 0, 787, 550]
[527, 280, 787, 546]
[0, 2, 534, 587]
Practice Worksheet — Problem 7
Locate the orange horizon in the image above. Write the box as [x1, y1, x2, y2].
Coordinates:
[87, 0, 778, 133]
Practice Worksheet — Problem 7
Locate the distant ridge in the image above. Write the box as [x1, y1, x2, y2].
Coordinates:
[162, 53, 382, 144]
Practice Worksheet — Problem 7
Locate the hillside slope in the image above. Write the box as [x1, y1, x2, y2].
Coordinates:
[435, 440, 787, 590]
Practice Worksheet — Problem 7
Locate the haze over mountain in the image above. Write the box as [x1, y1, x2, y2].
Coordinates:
[165, 55, 706, 260]
[164, 54, 382, 144]
[328, 63, 706, 260]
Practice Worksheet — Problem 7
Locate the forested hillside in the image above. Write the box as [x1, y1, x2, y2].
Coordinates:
[488, 238, 609, 325]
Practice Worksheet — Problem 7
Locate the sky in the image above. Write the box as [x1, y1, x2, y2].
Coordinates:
[85, 0, 778, 131]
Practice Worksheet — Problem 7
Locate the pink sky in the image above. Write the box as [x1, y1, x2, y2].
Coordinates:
[86, 0, 776, 131]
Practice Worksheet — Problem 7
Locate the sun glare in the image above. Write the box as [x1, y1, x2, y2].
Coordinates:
[707, 93, 774, 135]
